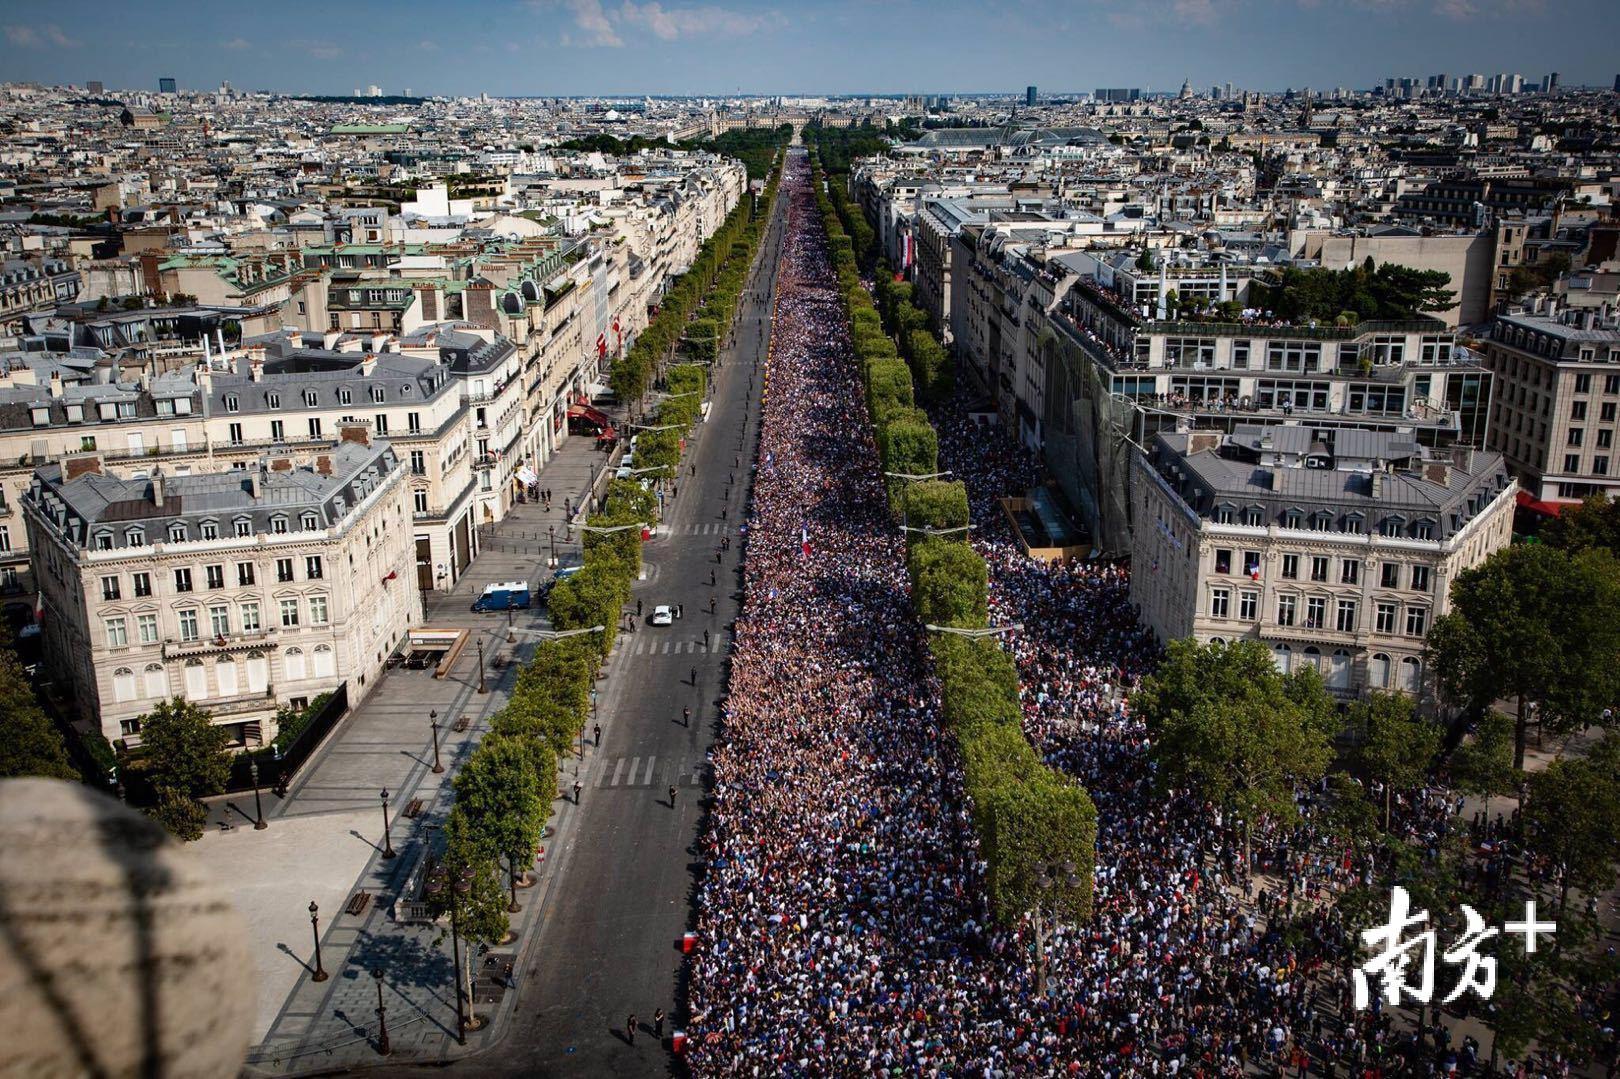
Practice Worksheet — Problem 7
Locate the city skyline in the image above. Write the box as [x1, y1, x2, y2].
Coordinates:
[3, 0, 1616, 98]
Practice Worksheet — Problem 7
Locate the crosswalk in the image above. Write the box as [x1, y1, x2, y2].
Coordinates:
[622, 636, 725, 656]
[592, 756, 710, 789]
[678, 523, 731, 535]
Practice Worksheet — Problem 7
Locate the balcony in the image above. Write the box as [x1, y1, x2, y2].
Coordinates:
[161, 629, 279, 661]
[209, 687, 278, 718]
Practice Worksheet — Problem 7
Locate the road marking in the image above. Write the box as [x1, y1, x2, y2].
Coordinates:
[594, 764, 608, 788]
[611, 757, 628, 787]
[641, 756, 657, 785]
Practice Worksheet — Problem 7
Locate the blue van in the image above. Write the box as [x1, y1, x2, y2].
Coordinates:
[472, 581, 532, 612]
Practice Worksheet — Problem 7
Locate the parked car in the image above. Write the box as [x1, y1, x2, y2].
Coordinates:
[648, 604, 674, 626]
[472, 581, 532, 612]
[538, 564, 584, 599]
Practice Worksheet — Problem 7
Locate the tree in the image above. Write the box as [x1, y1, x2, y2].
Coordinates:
[0, 652, 76, 781]
[134, 697, 230, 839]
[901, 479, 970, 539]
[1523, 747, 1620, 917]
[1447, 711, 1517, 801]
[908, 537, 988, 628]
[1539, 495, 1620, 554]
[452, 737, 547, 910]
[432, 812, 512, 1007]
[1427, 544, 1620, 769]
[1134, 639, 1333, 865]
[1352, 692, 1441, 830]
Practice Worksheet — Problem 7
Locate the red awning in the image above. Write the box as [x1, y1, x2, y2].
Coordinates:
[567, 403, 613, 427]
[1515, 490, 1569, 517]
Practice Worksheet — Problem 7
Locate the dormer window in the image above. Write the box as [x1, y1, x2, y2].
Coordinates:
[234, 517, 252, 537]
[200, 521, 218, 540]
[338, 388, 352, 405]
[95, 531, 113, 551]
[30, 407, 50, 427]
[303, 391, 318, 407]
[168, 523, 187, 543]
[267, 392, 282, 409]
[225, 395, 239, 412]
[1214, 503, 1235, 525]
[1283, 509, 1303, 529]
[66, 404, 83, 423]
[1381, 515, 1406, 537]
[1243, 506, 1264, 527]
[370, 386, 385, 403]
[1413, 519, 1435, 541]
[270, 515, 288, 535]
[1344, 513, 1364, 535]
[300, 512, 318, 531]
[125, 527, 145, 546]
[1311, 512, 1333, 532]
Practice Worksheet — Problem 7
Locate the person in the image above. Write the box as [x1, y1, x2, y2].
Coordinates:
[669, 784, 678, 807]
[709, 595, 717, 615]
[593, 723, 602, 745]
[690, 464, 696, 476]
[709, 569, 716, 586]
[626, 1014, 636, 1044]
[636, 599, 643, 617]
[677, 603, 684, 619]
[689, 665, 697, 685]
[572, 780, 582, 804]
[682, 706, 691, 727]
[703, 628, 710, 649]
[653, 1008, 665, 1037]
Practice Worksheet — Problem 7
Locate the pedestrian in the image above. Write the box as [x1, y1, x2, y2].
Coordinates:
[637, 599, 643, 617]
[682, 706, 690, 727]
[690, 665, 697, 685]
[709, 569, 716, 586]
[703, 628, 711, 649]
[669, 784, 678, 807]
[673, 483, 678, 498]
[626, 1014, 636, 1044]
[690, 463, 696, 476]
[677, 603, 684, 619]
[573, 780, 582, 804]
[653, 1008, 665, 1037]
[594, 723, 602, 745]
[709, 595, 717, 615]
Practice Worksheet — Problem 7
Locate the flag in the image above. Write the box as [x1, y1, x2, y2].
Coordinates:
[801, 525, 811, 558]
[596, 333, 607, 359]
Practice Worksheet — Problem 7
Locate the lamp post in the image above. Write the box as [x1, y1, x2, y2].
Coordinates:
[249, 758, 268, 830]
[429, 709, 444, 774]
[883, 469, 953, 535]
[924, 622, 1025, 640]
[1031, 860, 1081, 998]
[379, 788, 396, 859]
[476, 639, 487, 694]
[372, 967, 391, 1055]
[506, 603, 515, 644]
[547, 525, 556, 567]
[308, 901, 328, 982]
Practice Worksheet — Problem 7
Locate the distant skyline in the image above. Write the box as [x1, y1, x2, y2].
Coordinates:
[3, 0, 1617, 98]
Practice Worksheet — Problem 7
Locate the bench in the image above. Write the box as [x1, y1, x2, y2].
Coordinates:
[345, 891, 372, 918]
[491, 652, 510, 670]
[403, 797, 425, 819]
[453, 714, 471, 733]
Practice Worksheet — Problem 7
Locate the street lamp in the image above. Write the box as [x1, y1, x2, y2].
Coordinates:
[249, 758, 268, 830]
[547, 524, 557, 566]
[476, 638, 487, 695]
[900, 523, 975, 538]
[425, 865, 474, 1044]
[1031, 860, 1082, 998]
[883, 469, 953, 533]
[429, 709, 444, 775]
[506, 603, 515, 644]
[308, 901, 328, 982]
[372, 967, 391, 1056]
[924, 623, 1025, 640]
[379, 788, 396, 859]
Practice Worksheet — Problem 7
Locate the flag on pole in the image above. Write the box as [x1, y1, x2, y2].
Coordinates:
[596, 333, 607, 359]
[800, 525, 811, 558]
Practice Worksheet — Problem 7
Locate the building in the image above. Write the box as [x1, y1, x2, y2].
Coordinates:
[157, 77, 176, 94]
[87, 81, 103, 95]
[1026, 86, 1038, 107]
[1482, 299, 1620, 504]
[1130, 424, 1515, 698]
[24, 428, 421, 746]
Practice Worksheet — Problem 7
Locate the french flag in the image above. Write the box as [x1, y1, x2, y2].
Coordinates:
[800, 525, 811, 558]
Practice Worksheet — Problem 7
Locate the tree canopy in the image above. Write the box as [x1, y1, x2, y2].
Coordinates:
[1249, 260, 1455, 323]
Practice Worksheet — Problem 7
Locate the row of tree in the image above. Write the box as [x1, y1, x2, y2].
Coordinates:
[810, 149, 1098, 930]
[608, 139, 787, 406]
[1247, 257, 1455, 324]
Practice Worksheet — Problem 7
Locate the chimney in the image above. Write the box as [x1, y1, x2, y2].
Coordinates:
[1187, 430, 1221, 455]
[150, 467, 165, 507]
[63, 454, 102, 482]
[1370, 472, 1384, 499]
[1422, 462, 1452, 486]
[370, 333, 388, 354]
[359, 354, 377, 377]
[315, 454, 334, 476]
[246, 468, 261, 499]
[48, 370, 63, 399]
[339, 421, 372, 446]
[248, 355, 263, 382]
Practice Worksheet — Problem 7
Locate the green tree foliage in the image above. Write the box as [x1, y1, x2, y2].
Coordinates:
[979, 773, 1098, 926]
[1134, 639, 1332, 862]
[1249, 261, 1455, 322]
[1539, 494, 1620, 554]
[865, 359, 915, 427]
[901, 479, 970, 540]
[453, 736, 548, 905]
[1447, 711, 1518, 799]
[434, 811, 511, 950]
[1427, 544, 1620, 768]
[0, 651, 76, 780]
[1524, 744, 1620, 916]
[132, 697, 231, 841]
[1351, 692, 1440, 829]
[908, 537, 989, 628]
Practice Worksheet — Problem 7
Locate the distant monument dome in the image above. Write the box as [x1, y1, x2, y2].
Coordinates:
[0, 779, 252, 1077]
[1179, 78, 1194, 100]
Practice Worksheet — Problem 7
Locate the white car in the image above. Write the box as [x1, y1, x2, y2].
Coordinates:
[648, 604, 674, 626]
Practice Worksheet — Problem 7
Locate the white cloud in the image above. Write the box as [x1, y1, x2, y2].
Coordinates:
[562, 0, 625, 47]
[418, 39, 440, 51]
[617, 1, 780, 39]
[222, 36, 252, 50]
[289, 38, 343, 60]
[6, 24, 79, 48]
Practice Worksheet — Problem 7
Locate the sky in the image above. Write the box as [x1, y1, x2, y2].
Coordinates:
[2, 0, 1617, 98]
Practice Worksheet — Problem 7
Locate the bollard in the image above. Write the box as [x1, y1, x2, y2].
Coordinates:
[672, 1030, 687, 1054]
[681, 931, 697, 954]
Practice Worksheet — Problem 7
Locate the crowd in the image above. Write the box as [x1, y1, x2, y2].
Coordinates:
[686, 152, 1561, 1077]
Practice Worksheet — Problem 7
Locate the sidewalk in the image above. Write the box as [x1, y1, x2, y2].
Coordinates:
[194, 427, 623, 1071]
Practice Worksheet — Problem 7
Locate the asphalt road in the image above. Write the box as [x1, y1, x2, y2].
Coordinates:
[419, 172, 790, 1078]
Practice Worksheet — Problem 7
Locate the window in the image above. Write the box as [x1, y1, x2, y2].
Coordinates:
[205, 564, 225, 590]
[1242, 551, 1261, 577]
[1340, 560, 1360, 585]
[133, 572, 151, 597]
[1281, 554, 1299, 580]
[1405, 606, 1428, 637]
[225, 394, 239, 413]
[300, 513, 319, 532]
[270, 420, 285, 442]
[1410, 565, 1431, 592]
[1277, 594, 1297, 626]
[410, 450, 426, 475]
[168, 523, 187, 543]
[1412, 521, 1434, 541]
[276, 558, 294, 583]
[178, 608, 200, 642]
[1306, 596, 1327, 628]
[271, 516, 289, 535]
[1572, 401, 1588, 421]
[1214, 548, 1232, 574]
[1310, 556, 1329, 582]
[1381, 517, 1405, 538]
[216, 657, 238, 697]
[375, 414, 389, 436]
[240, 602, 261, 632]
[237, 562, 255, 587]
[1564, 454, 1582, 473]
[101, 575, 120, 601]
[284, 647, 307, 681]
[1597, 457, 1610, 477]
[408, 411, 422, 434]
[1336, 599, 1358, 633]
[174, 568, 193, 592]
[1575, 373, 1593, 394]
[1380, 562, 1400, 588]
[1243, 506, 1264, 527]
[235, 518, 252, 537]
[1284, 510, 1304, 529]
[95, 532, 113, 551]
[313, 644, 336, 678]
[303, 390, 318, 407]
[1239, 591, 1258, 621]
[309, 595, 329, 625]
[267, 392, 281, 409]
[246, 652, 268, 693]
[143, 663, 166, 699]
[1210, 588, 1230, 619]
[1215, 505, 1235, 525]
[414, 490, 429, 514]
[280, 599, 300, 628]
[1568, 427, 1585, 447]
[137, 614, 159, 644]
[184, 659, 207, 699]
[338, 388, 352, 405]
[1400, 656, 1423, 693]
[112, 668, 136, 703]
[104, 617, 128, 648]
[308, 417, 323, 440]
[209, 605, 230, 637]
[305, 556, 323, 580]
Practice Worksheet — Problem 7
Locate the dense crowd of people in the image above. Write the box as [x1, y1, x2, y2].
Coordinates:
[686, 153, 1566, 1077]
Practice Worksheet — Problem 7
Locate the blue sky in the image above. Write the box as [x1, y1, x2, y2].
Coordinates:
[3, 0, 1616, 96]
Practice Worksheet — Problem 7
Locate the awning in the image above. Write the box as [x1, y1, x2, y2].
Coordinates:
[1515, 490, 1569, 517]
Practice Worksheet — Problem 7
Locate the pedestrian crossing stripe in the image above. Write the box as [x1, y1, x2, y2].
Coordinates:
[681, 523, 729, 535]
[591, 757, 709, 788]
[626, 638, 723, 655]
